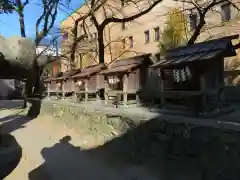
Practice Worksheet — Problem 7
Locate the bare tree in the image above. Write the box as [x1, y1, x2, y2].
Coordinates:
[174, 0, 240, 44]
[11, 0, 61, 112]
[59, 0, 240, 74]
[64, 0, 240, 68]
[14, 0, 59, 45]
[60, 0, 165, 67]
[61, 20, 137, 69]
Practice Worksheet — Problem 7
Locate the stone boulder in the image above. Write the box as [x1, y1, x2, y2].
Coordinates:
[0, 36, 36, 70]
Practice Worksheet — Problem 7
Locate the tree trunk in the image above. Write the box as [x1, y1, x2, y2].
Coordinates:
[17, 9, 28, 108]
[80, 54, 83, 69]
[98, 29, 105, 64]
[16, 0, 26, 37]
[70, 43, 76, 69]
[22, 82, 27, 108]
[187, 19, 205, 45]
[18, 11, 26, 37]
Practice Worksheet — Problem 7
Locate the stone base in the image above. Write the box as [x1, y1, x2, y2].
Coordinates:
[0, 134, 22, 179]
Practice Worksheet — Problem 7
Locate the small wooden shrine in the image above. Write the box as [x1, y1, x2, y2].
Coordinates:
[100, 53, 152, 106]
[68, 64, 106, 102]
[151, 35, 238, 116]
[44, 69, 81, 99]
[44, 72, 63, 98]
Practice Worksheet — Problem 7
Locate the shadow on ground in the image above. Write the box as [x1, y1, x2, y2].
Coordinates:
[0, 99, 42, 118]
[0, 133, 22, 179]
[0, 113, 35, 134]
[0, 111, 37, 179]
[28, 116, 240, 180]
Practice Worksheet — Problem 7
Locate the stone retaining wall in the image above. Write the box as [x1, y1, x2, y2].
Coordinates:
[41, 101, 137, 141]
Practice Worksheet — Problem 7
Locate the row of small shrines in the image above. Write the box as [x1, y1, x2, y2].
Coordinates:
[44, 54, 152, 106]
[44, 53, 194, 106]
[44, 35, 240, 114]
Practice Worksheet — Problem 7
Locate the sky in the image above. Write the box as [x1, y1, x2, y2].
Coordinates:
[0, 0, 83, 38]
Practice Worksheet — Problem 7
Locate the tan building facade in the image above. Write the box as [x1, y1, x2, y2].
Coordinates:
[60, 0, 240, 69]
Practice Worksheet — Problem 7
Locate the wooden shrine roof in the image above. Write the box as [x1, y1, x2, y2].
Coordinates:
[70, 63, 106, 79]
[100, 53, 152, 75]
[151, 35, 239, 69]
[45, 68, 81, 82]
[53, 68, 81, 81]
[44, 71, 63, 83]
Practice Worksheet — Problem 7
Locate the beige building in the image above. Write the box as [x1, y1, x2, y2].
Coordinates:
[60, 0, 240, 70]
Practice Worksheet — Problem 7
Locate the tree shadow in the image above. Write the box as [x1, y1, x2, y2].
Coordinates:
[0, 113, 35, 134]
[0, 133, 22, 179]
[28, 117, 240, 180]
[0, 112, 36, 179]
[28, 135, 160, 180]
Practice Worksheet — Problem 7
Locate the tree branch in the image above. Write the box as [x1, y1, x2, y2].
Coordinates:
[36, 0, 47, 40]
[91, 13, 99, 29]
[35, 0, 59, 45]
[101, 0, 163, 28]
[23, 0, 29, 7]
[15, 0, 26, 37]
[178, 0, 227, 44]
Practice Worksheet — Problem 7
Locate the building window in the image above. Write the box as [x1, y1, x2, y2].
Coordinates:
[154, 27, 160, 41]
[129, 36, 133, 48]
[189, 13, 197, 31]
[121, 0, 124, 7]
[94, 32, 97, 39]
[80, 24, 84, 30]
[144, 30, 150, 43]
[122, 39, 125, 49]
[83, 35, 88, 41]
[122, 22, 125, 30]
[89, 34, 93, 41]
[62, 32, 68, 40]
[221, 3, 231, 22]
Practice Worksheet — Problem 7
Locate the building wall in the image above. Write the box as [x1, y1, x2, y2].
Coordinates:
[37, 45, 64, 76]
[60, 0, 240, 67]
[0, 79, 15, 99]
[36, 45, 59, 56]
[46, 58, 69, 75]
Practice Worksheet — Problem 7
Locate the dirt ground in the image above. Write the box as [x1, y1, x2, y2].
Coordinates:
[1, 109, 158, 180]
[3, 100, 240, 180]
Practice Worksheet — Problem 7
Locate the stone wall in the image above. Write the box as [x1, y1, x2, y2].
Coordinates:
[41, 102, 136, 140]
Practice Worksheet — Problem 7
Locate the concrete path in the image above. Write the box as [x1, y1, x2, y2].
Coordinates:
[1, 109, 158, 180]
